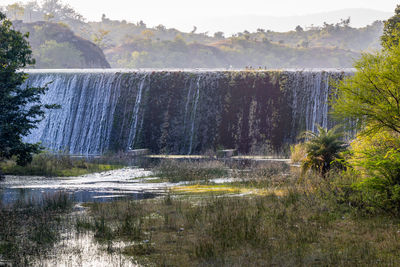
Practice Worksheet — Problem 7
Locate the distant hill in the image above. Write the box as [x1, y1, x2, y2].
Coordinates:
[1, 1, 392, 69]
[12, 21, 110, 68]
[105, 39, 359, 69]
[174, 8, 392, 34]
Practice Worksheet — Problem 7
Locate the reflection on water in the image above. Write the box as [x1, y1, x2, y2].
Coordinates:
[1, 188, 158, 204]
[0, 167, 167, 204]
[33, 230, 139, 266]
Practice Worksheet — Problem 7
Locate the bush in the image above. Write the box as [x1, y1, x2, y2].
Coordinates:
[290, 143, 307, 164]
[349, 129, 400, 213]
[300, 125, 347, 177]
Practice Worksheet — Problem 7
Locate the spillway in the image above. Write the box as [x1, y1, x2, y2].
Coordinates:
[23, 69, 352, 155]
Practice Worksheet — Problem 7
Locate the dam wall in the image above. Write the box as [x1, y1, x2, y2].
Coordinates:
[24, 69, 351, 155]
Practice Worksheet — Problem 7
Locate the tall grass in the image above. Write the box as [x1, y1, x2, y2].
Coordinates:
[1, 152, 123, 177]
[77, 172, 400, 266]
[0, 192, 73, 265]
[230, 161, 291, 188]
[290, 143, 307, 164]
[154, 159, 228, 182]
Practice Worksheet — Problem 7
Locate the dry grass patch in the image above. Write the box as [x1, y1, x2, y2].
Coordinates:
[77, 187, 400, 266]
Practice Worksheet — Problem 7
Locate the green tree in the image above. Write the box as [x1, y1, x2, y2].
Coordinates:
[331, 5, 400, 213]
[6, 3, 25, 20]
[350, 128, 400, 187]
[92, 28, 110, 49]
[381, 5, 400, 47]
[34, 40, 84, 68]
[301, 125, 347, 176]
[295, 25, 304, 33]
[0, 12, 54, 178]
[332, 42, 400, 135]
[349, 127, 400, 213]
[213, 31, 225, 39]
[43, 12, 55, 21]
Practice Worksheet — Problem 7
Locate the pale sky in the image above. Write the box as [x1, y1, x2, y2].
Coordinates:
[0, 0, 398, 32]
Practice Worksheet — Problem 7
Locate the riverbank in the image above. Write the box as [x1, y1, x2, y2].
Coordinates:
[1, 159, 400, 266]
[0, 153, 124, 177]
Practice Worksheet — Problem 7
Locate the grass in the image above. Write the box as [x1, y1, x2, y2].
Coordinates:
[171, 184, 287, 196]
[153, 159, 228, 183]
[1, 153, 124, 177]
[172, 184, 242, 194]
[290, 143, 307, 164]
[229, 161, 293, 188]
[73, 160, 400, 266]
[2, 158, 400, 265]
[77, 192, 400, 266]
[0, 192, 73, 265]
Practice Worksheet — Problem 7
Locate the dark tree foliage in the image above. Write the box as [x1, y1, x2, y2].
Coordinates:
[0, 11, 54, 176]
[381, 5, 400, 47]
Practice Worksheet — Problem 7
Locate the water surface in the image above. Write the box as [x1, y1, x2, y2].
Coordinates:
[0, 167, 167, 204]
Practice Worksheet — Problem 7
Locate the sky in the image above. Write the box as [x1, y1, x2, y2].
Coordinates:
[0, 0, 398, 32]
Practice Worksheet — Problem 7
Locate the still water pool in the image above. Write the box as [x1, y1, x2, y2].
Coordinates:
[0, 167, 168, 204]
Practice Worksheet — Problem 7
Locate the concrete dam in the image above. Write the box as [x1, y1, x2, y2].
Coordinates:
[24, 69, 352, 155]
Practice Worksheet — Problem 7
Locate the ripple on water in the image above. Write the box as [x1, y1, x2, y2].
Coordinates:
[0, 167, 170, 204]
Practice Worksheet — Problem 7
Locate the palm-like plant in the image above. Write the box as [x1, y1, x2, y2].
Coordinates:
[301, 125, 348, 177]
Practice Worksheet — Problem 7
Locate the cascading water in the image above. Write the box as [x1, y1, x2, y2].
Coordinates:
[127, 74, 149, 149]
[284, 70, 349, 141]
[188, 77, 201, 155]
[23, 69, 352, 155]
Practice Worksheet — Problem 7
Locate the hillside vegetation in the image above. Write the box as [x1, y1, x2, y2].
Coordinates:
[1, 0, 384, 68]
[13, 21, 110, 68]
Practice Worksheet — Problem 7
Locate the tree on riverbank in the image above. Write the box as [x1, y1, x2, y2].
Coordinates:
[332, 5, 400, 134]
[330, 5, 400, 213]
[0, 11, 55, 179]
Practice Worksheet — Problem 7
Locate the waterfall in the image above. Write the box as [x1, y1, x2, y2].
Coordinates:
[285, 70, 350, 140]
[127, 74, 148, 149]
[23, 69, 353, 155]
[24, 72, 120, 154]
[188, 76, 201, 154]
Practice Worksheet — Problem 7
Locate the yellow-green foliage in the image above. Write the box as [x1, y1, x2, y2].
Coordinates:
[171, 184, 286, 196]
[34, 40, 84, 68]
[349, 128, 400, 213]
[330, 11, 400, 213]
[350, 129, 400, 181]
[290, 143, 307, 164]
[332, 39, 400, 135]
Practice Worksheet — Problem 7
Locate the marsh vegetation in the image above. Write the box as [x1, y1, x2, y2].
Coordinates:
[2, 158, 399, 266]
[0, 153, 124, 177]
[74, 160, 400, 266]
[0, 192, 73, 265]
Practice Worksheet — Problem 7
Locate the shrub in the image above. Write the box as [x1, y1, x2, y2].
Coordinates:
[300, 125, 347, 177]
[290, 143, 307, 164]
[349, 129, 400, 213]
